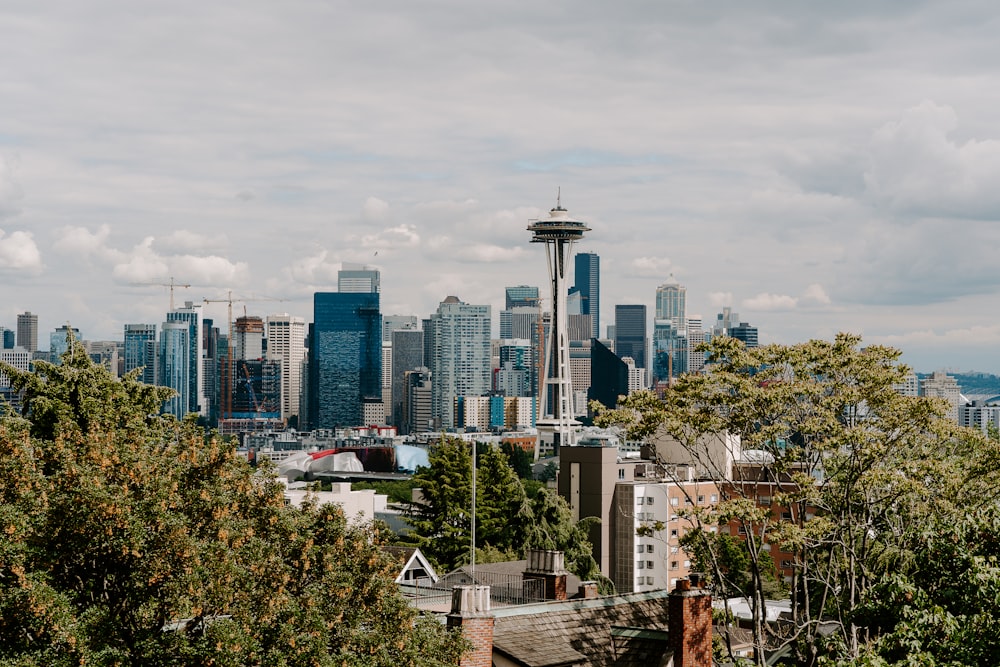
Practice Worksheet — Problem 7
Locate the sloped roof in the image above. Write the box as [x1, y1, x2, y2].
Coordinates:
[492, 591, 673, 667]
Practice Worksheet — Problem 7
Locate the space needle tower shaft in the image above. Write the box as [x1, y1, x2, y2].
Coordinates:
[527, 192, 591, 453]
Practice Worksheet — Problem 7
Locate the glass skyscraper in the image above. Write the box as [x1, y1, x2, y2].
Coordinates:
[124, 323, 158, 384]
[614, 305, 647, 369]
[309, 292, 382, 428]
[572, 252, 600, 340]
[428, 296, 491, 429]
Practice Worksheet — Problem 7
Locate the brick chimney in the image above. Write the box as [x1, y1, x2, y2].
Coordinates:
[523, 549, 568, 601]
[668, 574, 713, 667]
[447, 585, 494, 667]
[578, 580, 599, 599]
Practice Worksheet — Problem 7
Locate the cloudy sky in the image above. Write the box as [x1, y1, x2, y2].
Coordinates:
[3, 0, 999, 373]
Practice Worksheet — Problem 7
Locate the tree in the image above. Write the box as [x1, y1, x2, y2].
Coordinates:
[407, 437, 604, 582]
[0, 346, 466, 666]
[596, 333, 998, 666]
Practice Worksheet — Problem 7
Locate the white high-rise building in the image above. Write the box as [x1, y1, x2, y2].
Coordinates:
[265, 314, 306, 420]
[338, 263, 380, 293]
[920, 371, 962, 423]
[428, 296, 491, 430]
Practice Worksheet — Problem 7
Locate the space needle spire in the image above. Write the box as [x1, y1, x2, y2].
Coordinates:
[528, 193, 591, 457]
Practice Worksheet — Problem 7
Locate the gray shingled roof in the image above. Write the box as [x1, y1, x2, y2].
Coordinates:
[492, 591, 674, 667]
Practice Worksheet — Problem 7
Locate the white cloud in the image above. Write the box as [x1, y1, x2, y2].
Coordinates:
[873, 324, 1000, 347]
[154, 229, 229, 253]
[110, 236, 248, 286]
[111, 237, 170, 283]
[865, 100, 1000, 219]
[52, 224, 118, 259]
[708, 292, 734, 308]
[630, 256, 673, 278]
[362, 197, 390, 223]
[801, 283, 831, 305]
[281, 249, 341, 286]
[742, 293, 799, 311]
[463, 244, 528, 263]
[360, 224, 421, 250]
[0, 229, 42, 272]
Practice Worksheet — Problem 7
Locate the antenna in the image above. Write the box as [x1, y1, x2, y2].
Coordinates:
[557, 186, 561, 209]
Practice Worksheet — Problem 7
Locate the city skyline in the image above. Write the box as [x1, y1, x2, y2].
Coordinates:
[3, 2, 1000, 373]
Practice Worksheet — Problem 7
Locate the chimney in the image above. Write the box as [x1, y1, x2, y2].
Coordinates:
[578, 580, 599, 599]
[523, 549, 568, 601]
[669, 575, 712, 667]
[447, 585, 494, 667]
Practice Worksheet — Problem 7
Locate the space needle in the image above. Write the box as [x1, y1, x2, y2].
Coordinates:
[528, 192, 591, 456]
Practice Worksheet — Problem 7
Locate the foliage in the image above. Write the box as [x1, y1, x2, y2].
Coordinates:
[499, 441, 534, 479]
[351, 478, 419, 504]
[596, 333, 999, 666]
[0, 349, 466, 666]
[408, 437, 606, 584]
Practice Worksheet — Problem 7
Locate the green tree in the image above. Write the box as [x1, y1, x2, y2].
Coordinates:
[0, 346, 466, 666]
[597, 333, 997, 666]
[408, 437, 604, 583]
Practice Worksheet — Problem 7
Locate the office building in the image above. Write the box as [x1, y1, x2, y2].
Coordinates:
[391, 328, 424, 429]
[572, 252, 600, 340]
[338, 263, 380, 293]
[729, 322, 758, 349]
[505, 285, 539, 310]
[265, 314, 306, 420]
[16, 312, 38, 353]
[614, 305, 647, 369]
[166, 301, 205, 416]
[124, 324, 158, 384]
[655, 277, 686, 325]
[589, 339, 629, 413]
[920, 371, 962, 423]
[496, 338, 534, 397]
[50, 325, 81, 364]
[232, 316, 265, 361]
[160, 321, 190, 418]
[0, 327, 14, 349]
[428, 296, 491, 430]
[383, 314, 418, 342]
[309, 291, 381, 429]
[403, 367, 433, 434]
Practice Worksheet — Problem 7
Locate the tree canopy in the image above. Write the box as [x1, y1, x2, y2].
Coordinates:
[0, 345, 466, 666]
[597, 333, 1000, 667]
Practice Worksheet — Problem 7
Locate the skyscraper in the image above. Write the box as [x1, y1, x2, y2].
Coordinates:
[160, 321, 190, 418]
[428, 296, 491, 430]
[572, 252, 600, 340]
[655, 276, 686, 324]
[50, 325, 81, 364]
[391, 328, 424, 429]
[16, 312, 38, 353]
[338, 263, 380, 293]
[505, 285, 539, 310]
[614, 305, 647, 370]
[166, 302, 204, 416]
[232, 316, 265, 361]
[309, 292, 381, 428]
[124, 324, 158, 384]
[266, 314, 306, 420]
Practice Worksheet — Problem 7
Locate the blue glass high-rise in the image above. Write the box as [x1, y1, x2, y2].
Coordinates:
[309, 292, 381, 428]
[572, 252, 600, 340]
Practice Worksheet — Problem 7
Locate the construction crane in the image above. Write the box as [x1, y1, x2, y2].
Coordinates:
[132, 277, 192, 311]
[202, 291, 285, 421]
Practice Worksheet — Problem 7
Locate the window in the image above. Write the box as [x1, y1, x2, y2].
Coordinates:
[646, 496, 654, 506]
[781, 511, 793, 521]
[737, 525, 747, 535]
[670, 497, 679, 507]
[670, 529, 678, 539]
[670, 514, 679, 522]
[683, 560, 690, 568]
[618, 469, 625, 480]
[637, 560, 645, 570]
[671, 546, 679, 554]
[781, 560, 793, 569]
[646, 544, 654, 554]
[684, 497, 693, 505]
[645, 576, 655, 585]
[710, 494, 719, 503]
[637, 545, 644, 553]
[647, 560, 654, 569]
[697, 495, 705, 504]
[670, 561, 679, 570]
[759, 495, 772, 506]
